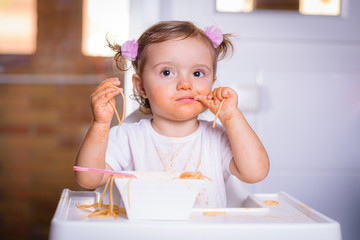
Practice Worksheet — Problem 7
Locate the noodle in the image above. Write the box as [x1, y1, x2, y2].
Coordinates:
[108, 101, 121, 125]
[213, 99, 225, 128]
[109, 86, 126, 125]
[76, 175, 126, 219]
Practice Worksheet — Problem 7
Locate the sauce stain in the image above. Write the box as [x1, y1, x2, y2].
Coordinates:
[202, 211, 226, 217]
[264, 200, 279, 206]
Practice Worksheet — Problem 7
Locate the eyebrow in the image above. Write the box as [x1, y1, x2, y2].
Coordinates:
[152, 61, 173, 70]
[193, 64, 212, 72]
[152, 62, 212, 72]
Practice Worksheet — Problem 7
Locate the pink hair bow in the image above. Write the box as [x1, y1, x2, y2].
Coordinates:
[121, 40, 139, 61]
[204, 25, 223, 48]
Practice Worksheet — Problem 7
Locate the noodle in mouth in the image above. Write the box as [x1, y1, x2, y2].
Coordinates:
[109, 86, 224, 128]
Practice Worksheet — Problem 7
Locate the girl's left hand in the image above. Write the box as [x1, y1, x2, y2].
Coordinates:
[195, 87, 238, 122]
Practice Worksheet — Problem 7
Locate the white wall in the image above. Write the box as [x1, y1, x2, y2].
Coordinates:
[130, 1, 360, 239]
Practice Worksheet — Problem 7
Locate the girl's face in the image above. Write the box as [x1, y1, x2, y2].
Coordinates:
[134, 37, 215, 121]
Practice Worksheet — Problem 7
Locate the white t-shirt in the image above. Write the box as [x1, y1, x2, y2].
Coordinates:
[106, 119, 233, 208]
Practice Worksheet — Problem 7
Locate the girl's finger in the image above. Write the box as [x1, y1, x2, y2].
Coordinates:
[216, 87, 226, 101]
[92, 87, 121, 105]
[194, 95, 212, 108]
[102, 78, 120, 87]
[93, 78, 121, 95]
[223, 87, 234, 98]
[92, 86, 118, 101]
[211, 87, 221, 104]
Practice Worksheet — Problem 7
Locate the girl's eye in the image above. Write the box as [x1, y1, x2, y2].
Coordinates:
[193, 71, 204, 78]
[161, 70, 174, 77]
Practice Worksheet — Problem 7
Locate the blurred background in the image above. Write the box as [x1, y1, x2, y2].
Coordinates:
[0, 0, 359, 239]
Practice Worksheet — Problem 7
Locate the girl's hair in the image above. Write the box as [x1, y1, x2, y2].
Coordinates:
[107, 21, 234, 114]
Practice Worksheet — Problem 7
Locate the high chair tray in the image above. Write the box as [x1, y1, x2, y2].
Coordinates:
[49, 189, 341, 240]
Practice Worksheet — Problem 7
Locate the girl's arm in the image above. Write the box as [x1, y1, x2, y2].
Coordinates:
[195, 87, 269, 183]
[75, 78, 122, 189]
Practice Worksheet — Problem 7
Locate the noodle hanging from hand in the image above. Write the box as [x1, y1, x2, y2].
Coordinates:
[109, 86, 126, 125]
[213, 99, 225, 128]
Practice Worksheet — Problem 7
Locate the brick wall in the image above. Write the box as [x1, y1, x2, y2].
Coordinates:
[0, 0, 123, 239]
[0, 82, 95, 239]
[0, 78, 124, 240]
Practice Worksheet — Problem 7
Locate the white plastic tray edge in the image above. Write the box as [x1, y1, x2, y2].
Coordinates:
[52, 189, 99, 221]
[50, 189, 342, 240]
[255, 191, 342, 225]
[52, 189, 342, 224]
[279, 191, 342, 224]
[192, 193, 269, 213]
[53, 189, 270, 219]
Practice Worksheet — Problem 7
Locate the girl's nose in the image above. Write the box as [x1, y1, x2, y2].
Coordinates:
[176, 75, 193, 91]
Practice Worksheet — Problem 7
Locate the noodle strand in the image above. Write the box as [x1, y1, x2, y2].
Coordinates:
[108, 101, 121, 125]
[109, 86, 126, 125]
[76, 175, 126, 219]
[213, 99, 225, 128]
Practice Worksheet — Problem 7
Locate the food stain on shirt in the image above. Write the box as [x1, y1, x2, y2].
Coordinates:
[194, 188, 209, 207]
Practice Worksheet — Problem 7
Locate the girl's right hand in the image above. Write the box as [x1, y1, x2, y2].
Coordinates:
[90, 78, 122, 125]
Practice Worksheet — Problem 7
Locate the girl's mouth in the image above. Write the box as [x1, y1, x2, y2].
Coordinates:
[176, 96, 195, 103]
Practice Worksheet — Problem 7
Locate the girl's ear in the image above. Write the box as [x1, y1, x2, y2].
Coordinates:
[132, 74, 147, 98]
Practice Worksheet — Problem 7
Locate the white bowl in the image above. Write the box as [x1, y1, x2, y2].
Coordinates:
[114, 171, 204, 221]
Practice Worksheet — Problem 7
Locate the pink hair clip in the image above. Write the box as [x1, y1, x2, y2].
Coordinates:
[121, 39, 139, 61]
[204, 25, 223, 48]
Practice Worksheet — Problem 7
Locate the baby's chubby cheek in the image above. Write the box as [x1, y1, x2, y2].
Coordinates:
[147, 91, 176, 114]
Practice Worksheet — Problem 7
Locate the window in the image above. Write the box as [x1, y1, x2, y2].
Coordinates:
[216, 0, 341, 16]
[299, 0, 341, 15]
[216, 0, 254, 12]
[82, 0, 130, 57]
[0, 0, 37, 54]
